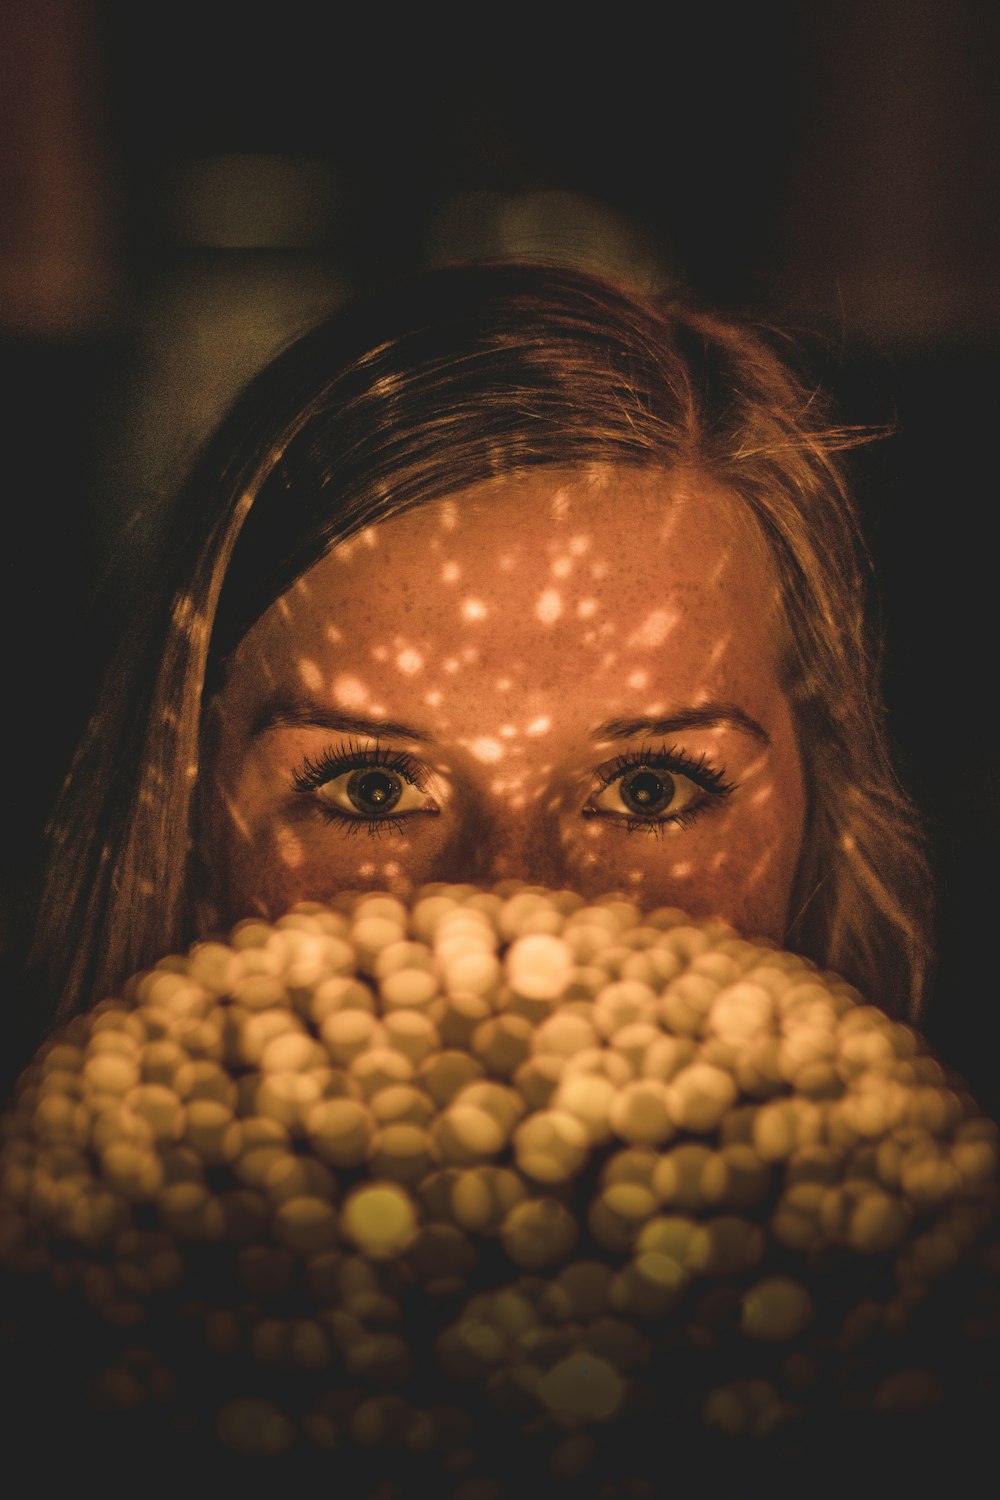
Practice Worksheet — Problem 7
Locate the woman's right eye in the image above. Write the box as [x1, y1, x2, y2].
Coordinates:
[315, 764, 433, 821]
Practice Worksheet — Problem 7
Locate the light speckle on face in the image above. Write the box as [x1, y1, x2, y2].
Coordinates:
[628, 610, 679, 649]
[536, 590, 562, 624]
[396, 649, 423, 675]
[205, 468, 805, 943]
[462, 599, 488, 621]
[467, 738, 505, 764]
[332, 674, 368, 708]
[551, 556, 573, 579]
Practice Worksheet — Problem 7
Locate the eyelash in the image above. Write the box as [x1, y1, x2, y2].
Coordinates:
[290, 738, 428, 838]
[593, 743, 737, 837]
[289, 737, 737, 838]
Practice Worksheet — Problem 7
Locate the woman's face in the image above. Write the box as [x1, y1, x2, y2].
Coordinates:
[202, 468, 807, 942]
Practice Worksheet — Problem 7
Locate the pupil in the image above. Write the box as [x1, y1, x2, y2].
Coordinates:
[349, 768, 401, 814]
[623, 768, 673, 815]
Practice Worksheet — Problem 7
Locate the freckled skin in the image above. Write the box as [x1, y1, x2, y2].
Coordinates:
[202, 468, 807, 942]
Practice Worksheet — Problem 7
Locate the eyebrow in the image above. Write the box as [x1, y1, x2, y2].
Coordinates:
[252, 698, 770, 746]
[590, 704, 771, 746]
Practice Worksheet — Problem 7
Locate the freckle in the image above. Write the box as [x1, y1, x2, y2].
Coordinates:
[576, 598, 597, 619]
[551, 556, 572, 579]
[443, 659, 460, 674]
[442, 561, 461, 584]
[462, 598, 488, 621]
[627, 670, 649, 690]
[424, 690, 442, 707]
[372, 645, 389, 662]
[298, 658, 323, 691]
[325, 624, 343, 644]
[468, 738, 504, 764]
[397, 648, 423, 675]
[526, 717, 550, 737]
[590, 561, 608, 580]
[333, 674, 368, 708]
[569, 535, 590, 557]
[536, 589, 562, 624]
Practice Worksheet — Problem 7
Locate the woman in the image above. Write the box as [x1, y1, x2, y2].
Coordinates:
[9, 261, 932, 1085]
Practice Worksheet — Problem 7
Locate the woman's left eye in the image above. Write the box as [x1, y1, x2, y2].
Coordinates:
[587, 750, 735, 831]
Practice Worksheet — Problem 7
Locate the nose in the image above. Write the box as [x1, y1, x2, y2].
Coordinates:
[435, 802, 571, 892]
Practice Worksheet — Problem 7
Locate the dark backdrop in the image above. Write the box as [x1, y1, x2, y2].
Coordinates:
[2, 1, 997, 1113]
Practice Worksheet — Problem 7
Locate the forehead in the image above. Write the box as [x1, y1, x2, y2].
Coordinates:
[235, 466, 787, 715]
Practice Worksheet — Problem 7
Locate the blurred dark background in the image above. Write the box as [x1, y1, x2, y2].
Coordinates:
[2, 1, 997, 1112]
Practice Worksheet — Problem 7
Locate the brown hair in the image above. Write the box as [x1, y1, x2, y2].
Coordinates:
[13, 261, 932, 1074]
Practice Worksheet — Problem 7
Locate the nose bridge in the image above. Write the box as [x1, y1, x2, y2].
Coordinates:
[446, 793, 568, 889]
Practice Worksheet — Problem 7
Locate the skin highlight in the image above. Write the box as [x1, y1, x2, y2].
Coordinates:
[202, 467, 806, 941]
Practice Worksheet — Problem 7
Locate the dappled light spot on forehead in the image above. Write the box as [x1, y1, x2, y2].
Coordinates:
[628, 609, 679, 649]
[324, 624, 343, 645]
[536, 590, 562, 624]
[590, 560, 609, 580]
[467, 738, 505, 765]
[496, 678, 513, 692]
[438, 501, 458, 531]
[526, 718, 550, 737]
[498, 555, 516, 572]
[297, 659, 323, 692]
[462, 647, 479, 664]
[550, 488, 571, 520]
[576, 598, 598, 619]
[500, 725, 517, 739]
[372, 645, 389, 662]
[332, 674, 369, 709]
[443, 659, 460, 674]
[424, 690, 442, 707]
[569, 534, 590, 556]
[627, 671, 649, 691]
[360, 527, 378, 549]
[396, 649, 423, 676]
[462, 599, 488, 622]
[441, 561, 460, 584]
[551, 556, 573, 579]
